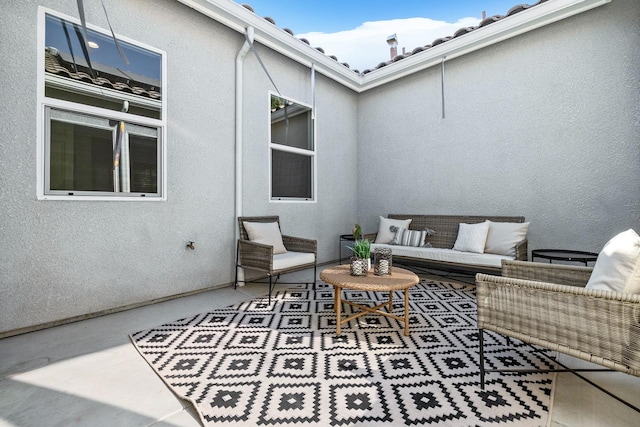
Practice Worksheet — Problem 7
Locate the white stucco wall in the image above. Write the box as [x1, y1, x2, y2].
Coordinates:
[357, 0, 640, 254]
[240, 42, 359, 257]
[2, 0, 638, 336]
[0, 0, 358, 335]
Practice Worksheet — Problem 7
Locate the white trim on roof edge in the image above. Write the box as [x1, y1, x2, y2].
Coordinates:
[176, 0, 611, 93]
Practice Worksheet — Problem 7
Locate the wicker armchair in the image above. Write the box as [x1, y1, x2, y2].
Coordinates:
[235, 216, 317, 303]
[476, 259, 640, 388]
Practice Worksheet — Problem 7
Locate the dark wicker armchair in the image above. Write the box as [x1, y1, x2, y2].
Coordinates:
[235, 216, 317, 303]
[476, 259, 640, 389]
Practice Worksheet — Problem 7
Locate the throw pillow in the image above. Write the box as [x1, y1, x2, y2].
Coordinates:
[585, 229, 640, 294]
[452, 221, 490, 254]
[374, 216, 412, 244]
[484, 221, 530, 257]
[389, 226, 435, 247]
[242, 221, 287, 254]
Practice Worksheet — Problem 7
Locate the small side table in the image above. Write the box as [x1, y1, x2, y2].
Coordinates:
[531, 249, 598, 266]
[339, 234, 356, 264]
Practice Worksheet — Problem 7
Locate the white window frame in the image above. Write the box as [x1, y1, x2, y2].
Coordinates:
[36, 7, 167, 201]
[268, 92, 317, 203]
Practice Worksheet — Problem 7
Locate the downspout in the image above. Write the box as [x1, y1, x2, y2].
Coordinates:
[235, 26, 254, 285]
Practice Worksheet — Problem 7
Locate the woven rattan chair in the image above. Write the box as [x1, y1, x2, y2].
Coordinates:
[476, 259, 640, 389]
[235, 216, 317, 303]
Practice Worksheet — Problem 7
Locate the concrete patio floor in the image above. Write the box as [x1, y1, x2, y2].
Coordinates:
[1, 267, 638, 426]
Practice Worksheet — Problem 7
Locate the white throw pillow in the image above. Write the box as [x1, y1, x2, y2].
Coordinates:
[585, 229, 640, 294]
[452, 221, 490, 254]
[484, 221, 530, 257]
[243, 221, 287, 254]
[374, 216, 412, 244]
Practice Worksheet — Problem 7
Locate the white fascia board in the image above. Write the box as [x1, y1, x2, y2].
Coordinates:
[177, 0, 610, 93]
[176, 0, 363, 91]
[360, 0, 612, 91]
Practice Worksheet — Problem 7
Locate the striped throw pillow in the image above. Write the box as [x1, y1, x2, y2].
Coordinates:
[389, 226, 435, 247]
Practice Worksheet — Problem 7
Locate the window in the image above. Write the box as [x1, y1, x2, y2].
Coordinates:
[269, 94, 315, 201]
[37, 8, 166, 200]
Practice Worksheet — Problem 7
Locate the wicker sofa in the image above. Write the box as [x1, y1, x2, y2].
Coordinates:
[476, 259, 640, 387]
[368, 214, 528, 275]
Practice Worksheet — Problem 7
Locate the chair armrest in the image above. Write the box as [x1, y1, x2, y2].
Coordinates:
[237, 239, 273, 272]
[514, 239, 528, 261]
[475, 273, 640, 374]
[282, 235, 317, 255]
[501, 259, 592, 287]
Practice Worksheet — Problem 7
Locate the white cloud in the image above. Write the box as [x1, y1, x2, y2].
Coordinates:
[298, 17, 480, 72]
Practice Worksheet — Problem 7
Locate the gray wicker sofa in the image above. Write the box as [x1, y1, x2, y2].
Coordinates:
[367, 214, 528, 275]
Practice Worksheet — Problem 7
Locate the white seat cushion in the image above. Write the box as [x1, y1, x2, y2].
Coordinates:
[371, 243, 511, 268]
[273, 251, 315, 271]
[586, 229, 640, 294]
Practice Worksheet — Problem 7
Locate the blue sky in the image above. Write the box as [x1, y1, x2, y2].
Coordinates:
[243, 0, 520, 34]
[239, 0, 521, 71]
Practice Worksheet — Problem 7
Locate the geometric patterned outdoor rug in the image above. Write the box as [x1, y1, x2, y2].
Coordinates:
[130, 280, 555, 426]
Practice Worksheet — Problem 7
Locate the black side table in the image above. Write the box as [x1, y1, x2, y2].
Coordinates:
[339, 234, 356, 264]
[531, 249, 599, 266]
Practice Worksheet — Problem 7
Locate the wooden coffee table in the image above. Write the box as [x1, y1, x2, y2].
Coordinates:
[319, 265, 419, 336]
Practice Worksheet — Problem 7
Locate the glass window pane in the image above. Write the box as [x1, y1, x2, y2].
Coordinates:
[50, 120, 114, 192]
[271, 150, 312, 199]
[47, 108, 160, 196]
[129, 135, 158, 193]
[44, 13, 162, 117]
[270, 96, 313, 151]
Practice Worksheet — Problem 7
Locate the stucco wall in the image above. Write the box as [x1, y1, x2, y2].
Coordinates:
[0, 0, 358, 335]
[240, 44, 359, 259]
[2, 0, 638, 336]
[357, 0, 640, 254]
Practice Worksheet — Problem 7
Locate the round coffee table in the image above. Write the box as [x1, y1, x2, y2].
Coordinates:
[319, 265, 419, 336]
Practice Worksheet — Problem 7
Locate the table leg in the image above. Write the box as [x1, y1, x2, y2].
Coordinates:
[335, 287, 342, 335]
[389, 290, 393, 312]
[404, 288, 409, 336]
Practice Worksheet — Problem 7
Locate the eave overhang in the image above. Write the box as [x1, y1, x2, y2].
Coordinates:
[176, 0, 611, 93]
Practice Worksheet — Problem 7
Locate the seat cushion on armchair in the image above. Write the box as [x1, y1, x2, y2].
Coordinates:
[243, 221, 287, 254]
[586, 229, 640, 294]
[273, 251, 315, 271]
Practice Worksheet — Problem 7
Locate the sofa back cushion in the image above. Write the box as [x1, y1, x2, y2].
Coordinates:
[484, 220, 530, 257]
[453, 221, 490, 253]
[388, 214, 526, 249]
[374, 216, 412, 244]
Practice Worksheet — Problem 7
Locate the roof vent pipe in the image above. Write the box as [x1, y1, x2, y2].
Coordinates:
[235, 26, 254, 285]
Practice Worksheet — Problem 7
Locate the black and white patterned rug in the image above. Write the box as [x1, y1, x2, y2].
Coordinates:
[130, 280, 555, 426]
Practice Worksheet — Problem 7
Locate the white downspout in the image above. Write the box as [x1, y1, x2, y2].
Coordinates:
[235, 26, 254, 286]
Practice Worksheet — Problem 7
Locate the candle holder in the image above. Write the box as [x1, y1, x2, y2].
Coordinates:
[373, 248, 392, 275]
